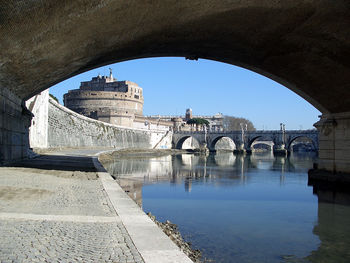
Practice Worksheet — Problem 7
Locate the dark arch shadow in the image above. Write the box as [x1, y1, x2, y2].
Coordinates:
[287, 136, 317, 152]
[248, 136, 263, 149]
[251, 142, 274, 151]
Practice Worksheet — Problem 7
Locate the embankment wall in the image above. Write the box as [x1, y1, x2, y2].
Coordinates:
[48, 98, 171, 149]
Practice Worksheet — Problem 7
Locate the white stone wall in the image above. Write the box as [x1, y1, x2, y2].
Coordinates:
[150, 130, 172, 149]
[25, 90, 49, 148]
[48, 98, 171, 150]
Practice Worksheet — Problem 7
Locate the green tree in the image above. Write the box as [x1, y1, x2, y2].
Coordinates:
[187, 118, 210, 130]
[49, 94, 59, 103]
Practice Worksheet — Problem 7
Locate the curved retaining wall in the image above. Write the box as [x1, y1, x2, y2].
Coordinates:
[48, 98, 171, 149]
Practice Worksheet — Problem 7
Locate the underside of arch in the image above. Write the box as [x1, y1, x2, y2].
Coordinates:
[1, 0, 350, 114]
[288, 136, 317, 151]
[211, 136, 237, 151]
[176, 136, 199, 150]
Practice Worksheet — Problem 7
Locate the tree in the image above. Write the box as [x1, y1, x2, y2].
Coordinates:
[49, 94, 59, 103]
[222, 116, 255, 131]
[187, 118, 209, 126]
[187, 118, 210, 130]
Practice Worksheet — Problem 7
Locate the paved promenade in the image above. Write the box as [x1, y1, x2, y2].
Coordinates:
[0, 149, 192, 263]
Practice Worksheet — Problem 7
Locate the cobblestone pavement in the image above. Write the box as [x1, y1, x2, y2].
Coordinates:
[0, 219, 143, 263]
[0, 166, 145, 263]
[0, 167, 115, 216]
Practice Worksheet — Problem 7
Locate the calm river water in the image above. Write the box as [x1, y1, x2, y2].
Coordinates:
[104, 152, 350, 263]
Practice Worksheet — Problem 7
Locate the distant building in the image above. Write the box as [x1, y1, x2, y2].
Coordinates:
[148, 111, 224, 132]
[64, 70, 172, 130]
[64, 70, 223, 131]
[185, 108, 193, 121]
[64, 69, 144, 127]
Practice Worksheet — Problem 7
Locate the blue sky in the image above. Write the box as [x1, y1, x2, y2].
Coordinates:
[50, 57, 320, 130]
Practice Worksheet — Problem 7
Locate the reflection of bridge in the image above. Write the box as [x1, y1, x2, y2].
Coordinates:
[173, 130, 319, 153]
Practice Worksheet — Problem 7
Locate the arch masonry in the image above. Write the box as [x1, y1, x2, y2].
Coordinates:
[0, 1, 349, 172]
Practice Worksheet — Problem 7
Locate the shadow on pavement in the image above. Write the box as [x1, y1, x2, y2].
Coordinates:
[6, 154, 97, 172]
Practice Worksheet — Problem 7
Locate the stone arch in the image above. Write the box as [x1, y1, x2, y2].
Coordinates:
[1, 1, 350, 172]
[1, 1, 349, 115]
[248, 136, 275, 151]
[251, 141, 275, 152]
[175, 136, 199, 150]
[247, 136, 263, 149]
[287, 136, 317, 152]
[210, 136, 237, 151]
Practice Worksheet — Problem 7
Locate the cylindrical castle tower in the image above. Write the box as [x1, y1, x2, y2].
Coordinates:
[64, 70, 144, 127]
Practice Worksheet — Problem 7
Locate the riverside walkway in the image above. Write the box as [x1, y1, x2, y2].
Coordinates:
[0, 149, 192, 263]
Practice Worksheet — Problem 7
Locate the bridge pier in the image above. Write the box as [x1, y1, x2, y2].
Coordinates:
[0, 88, 32, 164]
[234, 143, 246, 155]
[273, 143, 288, 156]
[314, 112, 350, 174]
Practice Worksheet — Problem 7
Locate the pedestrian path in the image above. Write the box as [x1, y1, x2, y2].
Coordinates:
[0, 149, 193, 263]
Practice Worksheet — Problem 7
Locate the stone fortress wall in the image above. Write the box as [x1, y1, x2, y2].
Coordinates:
[48, 98, 171, 149]
[25, 90, 172, 150]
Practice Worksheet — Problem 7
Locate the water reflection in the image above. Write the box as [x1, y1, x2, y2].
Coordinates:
[103, 152, 350, 263]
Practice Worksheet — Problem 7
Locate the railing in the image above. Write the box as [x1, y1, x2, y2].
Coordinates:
[174, 129, 318, 134]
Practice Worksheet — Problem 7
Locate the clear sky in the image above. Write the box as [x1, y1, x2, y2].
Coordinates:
[50, 57, 320, 130]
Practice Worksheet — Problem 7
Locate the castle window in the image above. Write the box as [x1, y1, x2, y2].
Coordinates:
[134, 95, 139, 99]
[91, 93, 97, 95]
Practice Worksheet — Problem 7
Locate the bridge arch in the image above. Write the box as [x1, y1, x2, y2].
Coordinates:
[175, 136, 200, 150]
[247, 136, 275, 150]
[1, 1, 349, 114]
[287, 136, 317, 152]
[210, 136, 237, 151]
[251, 141, 275, 152]
[1, 1, 350, 172]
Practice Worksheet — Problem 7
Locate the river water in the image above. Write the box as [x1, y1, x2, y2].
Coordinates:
[103, 152, 350, 263]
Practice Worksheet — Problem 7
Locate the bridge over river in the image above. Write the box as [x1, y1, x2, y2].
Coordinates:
[173, 130, 319, 153]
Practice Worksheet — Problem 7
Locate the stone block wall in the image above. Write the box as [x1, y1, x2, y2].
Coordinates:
[0, 88, 31, 164]
[315, 112, 350, 173]
[48, 98, 171, 149]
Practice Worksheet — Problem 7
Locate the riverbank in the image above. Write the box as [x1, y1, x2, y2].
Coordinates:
[147, 212, 202, 263]
[0, 153, 144, 263]
[1, 148, 194, 263]
[99, 148, 189, 163]
[98, 148, 205, 263]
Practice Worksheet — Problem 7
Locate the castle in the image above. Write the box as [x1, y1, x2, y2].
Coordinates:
[64, 70, 224, 131]
[64, 69, 144, 127]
